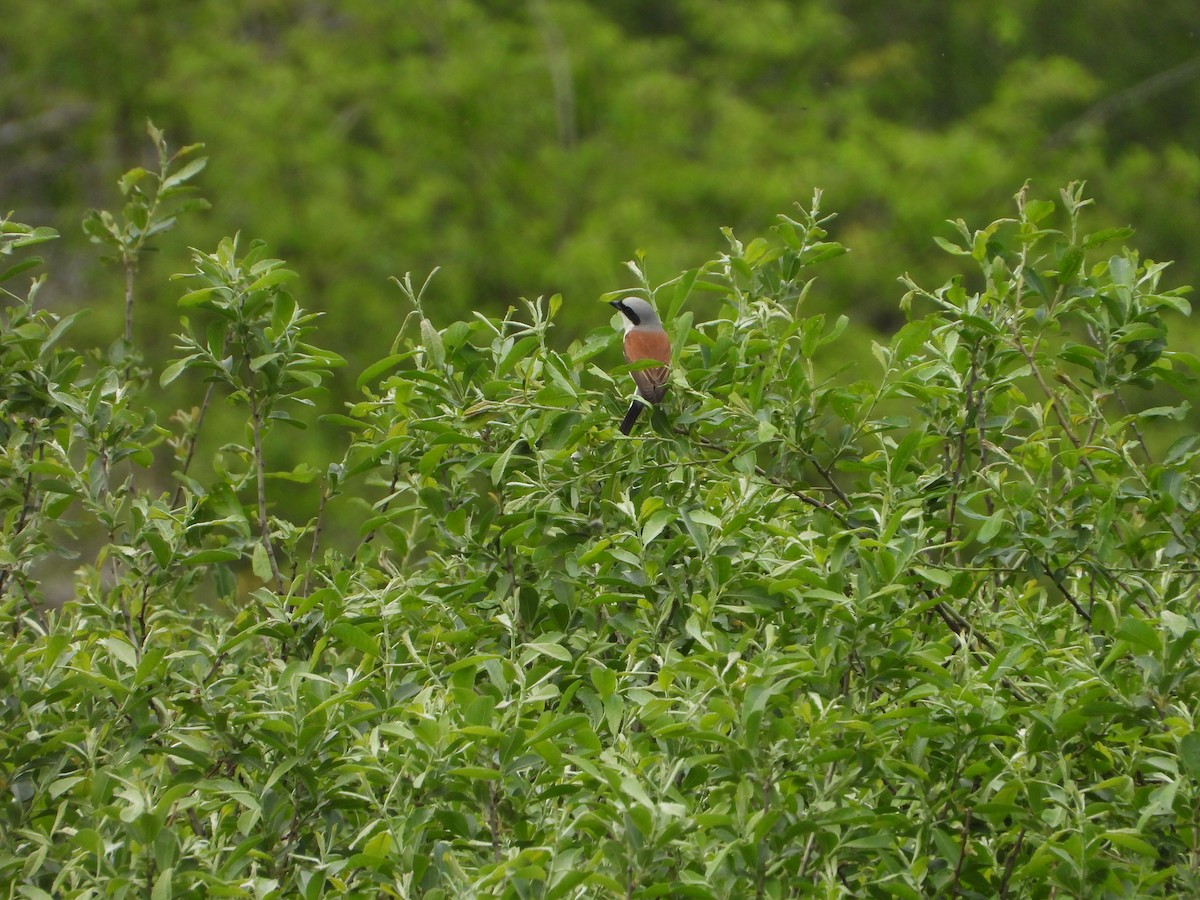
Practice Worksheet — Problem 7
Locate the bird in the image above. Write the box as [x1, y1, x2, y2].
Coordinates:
[610, 297, 671, 435]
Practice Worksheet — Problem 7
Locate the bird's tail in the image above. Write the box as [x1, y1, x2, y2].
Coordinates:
[620, 399, 645, 435]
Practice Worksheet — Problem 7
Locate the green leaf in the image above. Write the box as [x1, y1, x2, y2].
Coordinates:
[803, 241, 847, 264]
[330, 622, 381, 657]
[525, 641, 573, 663]
[1179, 733, 1200, 779]
[1116, 322, 1164, 344]
[162, 156, 208, 190]
[641, 508, 674, 545]
[251, 543, 275, 581]
[843, 833, 896, 849]
[159, 355, 197, 387]
[1139, 404, 1187, 420]
[446, 766, 501, 781]
[318, 413, 366, 429]
[264, 463, 320, 483]
[1137, 780, 1178, 829]
[361, 830, 394, 860]
[0, 256, 43, 284]
[1082, 226, 1134, 249]
[1109, 254, 1135, 286]
[933, 235, 969, 256]
[250, 352, 282, 372]
[889, 430, 922, 478]
[496, 335, 540, 378]
[247, 268, 298, 292]
[913, 565, 952, 588]
[491, 440, 518, 487]
[527, 714, 588, 746]
[679, 508, 710, 556]
[1024, 198, 1055, 223]
[1102, 830, 1156, 857]
[134, 647, 167, 686]
[976, 509, 1006, 544]
[356, 352, 413, 389]
[178, 287, 219, 308]
[1116, 616, 1161, 654]
[182, 548, 243, 565]
[420, 317, 445, 369]
[119, 166, 151, 196]
[1056, 246, 1084, 283]
[104, 636, 138, 669]
[9, 224, 60, 249]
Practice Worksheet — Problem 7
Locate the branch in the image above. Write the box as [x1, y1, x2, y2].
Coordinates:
[675, 425, 851, 527]
[998, 828, 1026, 898]
[950, 807, 973, 898]
[248, 385, 284, 592]
[1046, 56, 1200, 148]
[0, 103, 93, 149]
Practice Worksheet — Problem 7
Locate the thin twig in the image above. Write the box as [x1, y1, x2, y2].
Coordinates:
[248, 385, 284, 592]
[302, 479, 330, 595]
[354, 458, 402, 564]
[1031, 554, 1093, 624]
[528, 0, 576, 149]
[124, 261, 136, 345]
[171, 382, 216, 508]
[488, 778, 502, 864]
[1113, 391, 1153, 464]
[797, 761, 837, 882]
[998, 828, 1026, 898]
[950, 807, 972, 897]
[756, 770, 772, 899]
[0, 424, 40, 609]
[943, 339, 983, 563]
[1045, 56, 1200, 148]
[1014, 337, 1099, 480]
[676, 426, 850, 526]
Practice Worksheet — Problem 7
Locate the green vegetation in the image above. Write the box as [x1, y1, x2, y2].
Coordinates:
[4, 5, 1200, 895]
[3, 150, 1200, 894]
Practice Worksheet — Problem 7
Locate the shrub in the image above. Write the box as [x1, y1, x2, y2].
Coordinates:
[2, 142, 1199, 897]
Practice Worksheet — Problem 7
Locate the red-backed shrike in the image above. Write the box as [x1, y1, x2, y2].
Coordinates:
[610, 297, 671, 435]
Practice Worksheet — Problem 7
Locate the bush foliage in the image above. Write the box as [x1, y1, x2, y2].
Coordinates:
[3, 143, 1200, 897]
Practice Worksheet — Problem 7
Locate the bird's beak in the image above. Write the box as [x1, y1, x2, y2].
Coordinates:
[608, 300, 622, 310]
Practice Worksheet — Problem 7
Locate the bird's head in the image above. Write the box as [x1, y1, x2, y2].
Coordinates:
[609, 296, 661, 328]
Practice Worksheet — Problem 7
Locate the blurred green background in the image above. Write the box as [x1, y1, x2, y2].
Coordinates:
[4, 0, 1199, 367]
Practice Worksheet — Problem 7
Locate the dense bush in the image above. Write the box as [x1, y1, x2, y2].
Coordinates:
[3, 151, 1200, 897]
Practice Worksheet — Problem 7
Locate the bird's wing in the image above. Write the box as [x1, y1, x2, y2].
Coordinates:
[624, 329, 671, 403]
